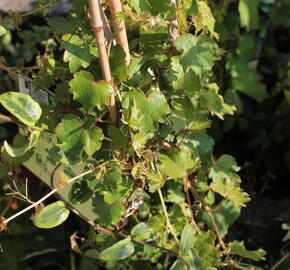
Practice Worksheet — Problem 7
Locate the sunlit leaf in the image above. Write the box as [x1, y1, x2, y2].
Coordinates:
[33, 201, 70, 229]
[0, 92, 42, 126]
[98, 238, 134, 261]
[229, 241, 266, 261]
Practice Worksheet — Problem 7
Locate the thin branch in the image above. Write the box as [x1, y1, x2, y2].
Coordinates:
[270, 253, 290, 270]
[0, 0, 60, 25]
[0, 114, 53, 133]
[158, 189, 180, 245]
[2, 160, 115, 226]
[190, 186, 225, 249]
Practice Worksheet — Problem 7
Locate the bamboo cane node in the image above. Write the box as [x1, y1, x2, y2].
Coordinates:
[92, 24, 109, 33]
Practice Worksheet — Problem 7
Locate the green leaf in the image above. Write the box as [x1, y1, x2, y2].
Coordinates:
[170, 260, 186, 270]
[107, 125, 128, 148]
[122, 89, 170, 134]
[61, 33, 98, 73]
[98, 238, 134, 261]
[200, 83, 236, 119]
[160, 148, 199, 179]
[182, 131, 214, 166]
[147, 169, 166, 193]
[229, 241, 266, 262]
[184, 0, 198, 16]
[33, 201, 70, 229]
[0, 26, 7, 36]
[0, 92, 42, 126]
[46, 14, 83, 34]
[4, 130, 40, 157]
[238, 0, 259, 31]
[131, 222, 152, 241]
[102, 169, 133, 204]
[193, 231, 220, 267]
[55, 114, 103, 164]
[69, 180, 93, 205]
[193, 0, 219, 39]
[183, 69, 202, 97]
[69, 71, 112, 113]
[209, 154, 241, 183]
[110, 45, 129, 83]
[179, 225, 195, 256]
[171, 97, 210, 133]
[226, 55, 267, 102]
[175, 34, 220, 75]
[92, 196, 125, 225]
[201, 200, 240, 237]
[210, 179, 250, 208]
[127, 0, 150, 13]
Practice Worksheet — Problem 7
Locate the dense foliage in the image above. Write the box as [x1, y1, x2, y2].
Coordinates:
[0, 0, 289, 269]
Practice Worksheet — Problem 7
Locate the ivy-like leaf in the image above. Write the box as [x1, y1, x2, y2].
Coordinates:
[182, 131, 214, 167]
[92, 196, 125, 226]
[201, 200, 240, 237]
[61, 34, 98, 73]
[69, 71, 112, 113]
[98, 238, 135, 261]
[160, 148, 200, 179]
[209, 154, 241, 183]
[200, 83, 236, 119]
[69, 180, 93, 205]
[193, 231, 220, 267]
[46, 14, 84, 34]
[171, 97, 210, 133]
[229, 241, 266, 262]
[4, 130, 40, 157]
[0, 92, 42, 127]
[238, 0, 259, 31]
[122, 89, 170, 134]
[193, 0, 219, 39]
[211, 179, 250, 208]
[175, 34, 220, 75]
[55, 114, 103, 164]
[33, 201, 70, 229]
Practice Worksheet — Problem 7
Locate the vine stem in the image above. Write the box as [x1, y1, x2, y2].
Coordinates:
[0, 114, 53, 133]
[189, 186, 226, 249]
[158, 189, 180, 245]
[0, 0, 60, 25]
[270, 254, 290, 270]
[88, 0, 117, 126]
[2, 160, 114, 226]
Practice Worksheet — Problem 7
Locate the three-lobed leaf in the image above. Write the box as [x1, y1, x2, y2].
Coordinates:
[69, 71, 112, 113]
[122, 89, 170, 134]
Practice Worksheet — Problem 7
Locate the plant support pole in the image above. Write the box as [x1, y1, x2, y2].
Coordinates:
[107, 0, 131, 66]
[89, 0, 117, 125]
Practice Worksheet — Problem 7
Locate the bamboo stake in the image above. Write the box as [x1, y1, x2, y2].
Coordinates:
[107, 0, 131, 66]
[89, 0, 117, 125]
